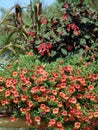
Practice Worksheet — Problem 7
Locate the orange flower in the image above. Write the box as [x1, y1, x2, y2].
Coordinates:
[48, 119, 56, 126]
[45, 106, 50, 112]
[88, 111, 93, 119]
[21, 95, 28, 101]
[41, 17, 47, 25]
[27, 101, 33, 107]
[62, 111, 67, 116]
[58, 102, 63, 107]
[10, 116, 17, 122]
[20, 108, 26, 114]
[0, 76, 3, 82]
[56, 121, 63, 128]
[52, 90, 57, 95]
[34, 116, 41, 124]
[53, 108, 59, 114]
[40, 104, 46, 110]
[49, 95, 56, 101]
[40, 86, 46, 92]
[88, 85, 94, 90]
[94, 111, 98, 117]
[76, 103, 81, 109]
[69, 97, 77, 104]
[12, 71, 18, 77]
[5, 90, 11, 97]
[0, 86, 4, 92]
[27, 52, 33, 56]
[90, 95, 95, 101]
[60, 83, 66, 89]
[74, 122, 81, 129]
[1, 100, 6, 106]
[13, 97, 19, 104]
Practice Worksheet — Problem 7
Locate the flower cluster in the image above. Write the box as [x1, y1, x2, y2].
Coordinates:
[27, 1, 98, 62]
[38, 42, 52, 56]
[0, 54, 98, 129]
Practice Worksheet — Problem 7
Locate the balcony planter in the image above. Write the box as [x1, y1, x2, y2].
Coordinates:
[0, 116, 47, 128]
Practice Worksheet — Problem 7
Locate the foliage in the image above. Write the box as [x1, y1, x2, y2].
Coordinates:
[27, 1, 98, 61]
[0, 53, 98, 129]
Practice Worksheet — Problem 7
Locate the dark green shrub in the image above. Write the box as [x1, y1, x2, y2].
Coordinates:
[28, 0, 98, 61]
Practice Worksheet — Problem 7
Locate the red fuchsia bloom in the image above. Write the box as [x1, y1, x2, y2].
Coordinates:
[91, 55, 95, 60]
[34, 116, 41, 124]
[67, 23, 81, 36]
[62, 14, 68, 22]
[67, 45, 73, 51]
[41, 17, 47, 25]
[53, 108, 59, 114]
[74, 12, 78, 17]
[48, 119, 56, 127]
[27, 32, 36, 38]
[74, 122, 81, 129]
[64, 3, 69, 9]
[85, 45, 89, 51]
[38, 43, 52, 56]
[10, 116, 17, 122]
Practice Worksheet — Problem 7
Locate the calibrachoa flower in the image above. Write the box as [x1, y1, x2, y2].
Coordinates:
[0, 54, 98, 129]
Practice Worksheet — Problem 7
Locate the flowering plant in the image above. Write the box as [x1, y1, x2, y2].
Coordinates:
[0, 52, 98, 129]
[28, 1, 98, 61]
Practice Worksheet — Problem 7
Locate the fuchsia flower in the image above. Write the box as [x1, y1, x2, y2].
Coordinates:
[67, 23, 81, 36]
[38, 42, 52, 56]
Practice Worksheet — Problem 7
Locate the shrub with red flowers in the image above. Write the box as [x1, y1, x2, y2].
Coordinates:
[0, 53, 98, 129]
[28, 1, 98, 61]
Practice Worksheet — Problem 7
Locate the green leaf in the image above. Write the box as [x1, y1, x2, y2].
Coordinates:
[61, 48, 67, 55]
[81, 18, 89, 23]
[80, 38, 86, 46]
[50, 51, 56, 57]
[84, 35, 90, 39]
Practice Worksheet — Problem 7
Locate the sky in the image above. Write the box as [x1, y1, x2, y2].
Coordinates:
[0, 0, 56, 19]
[0, 0, 56, 9]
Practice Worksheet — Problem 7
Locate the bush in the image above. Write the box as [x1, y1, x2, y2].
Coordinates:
[0, 53, 98, 129]
[28, 1, 98, 61]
